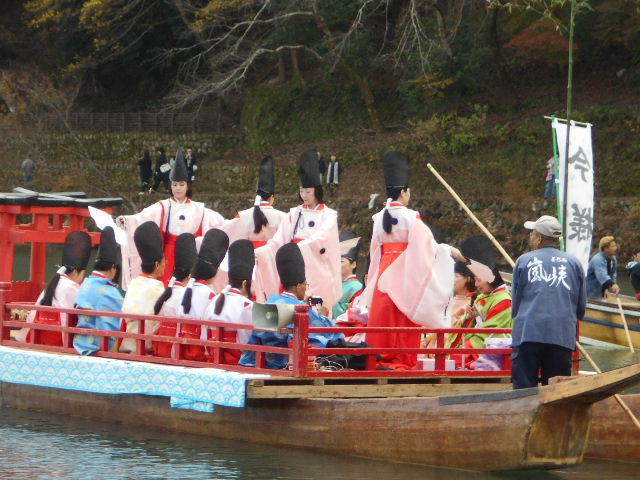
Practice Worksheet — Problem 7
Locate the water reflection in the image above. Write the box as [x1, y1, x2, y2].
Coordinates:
[0, 405, 637, 480]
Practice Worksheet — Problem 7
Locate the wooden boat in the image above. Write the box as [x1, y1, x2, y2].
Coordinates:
[1, 192, 638, 470]
[1, 349, 638, 471]
[587, 393, 640, 462]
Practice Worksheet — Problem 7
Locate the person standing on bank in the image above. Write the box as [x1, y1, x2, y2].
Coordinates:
[358, 151, 460, 370]
[586, 235, 619, 300]
[21, 155, 35, 184]
[137, 150, 152, 195]
[326, 154, 342, 192]
[511, 215, 586, 389]
[254, 149, 341, 308]
[117, 148, 225, 289]
[185, 147, 197, 182]
[150, 147, 171, 194]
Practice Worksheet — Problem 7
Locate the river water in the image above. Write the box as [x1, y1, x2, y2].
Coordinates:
[2, 249, 639, 478]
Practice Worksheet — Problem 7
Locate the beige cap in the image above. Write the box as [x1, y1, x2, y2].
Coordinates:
[524, 215, 562, 238]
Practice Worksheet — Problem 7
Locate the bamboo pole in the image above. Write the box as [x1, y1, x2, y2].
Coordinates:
[426, 163, 515, 268]
[615, 296, 635, 353]
[576, 342, 640, 430]
[427, 162, 640, 430]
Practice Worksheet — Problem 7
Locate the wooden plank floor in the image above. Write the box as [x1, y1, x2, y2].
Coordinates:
[246, 376, 512, 399]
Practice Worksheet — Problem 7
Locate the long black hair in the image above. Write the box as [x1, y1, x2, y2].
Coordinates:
[213, 278, 252, 316]
[253, 191, 270, 234]
[40, 267, 78, 306]
[382, 187, 407, 234]
[154, 267, 191, 315]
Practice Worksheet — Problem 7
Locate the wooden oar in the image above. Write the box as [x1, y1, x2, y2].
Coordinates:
[427, 162, 640, 430]
[615, 296, 635, 353]
[427, 163, 515, 268]
[577, 342, 640, 430]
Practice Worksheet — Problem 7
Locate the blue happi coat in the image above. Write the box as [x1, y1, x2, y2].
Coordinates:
[73, 272, 124, 355]
[240, 293, 344, 369]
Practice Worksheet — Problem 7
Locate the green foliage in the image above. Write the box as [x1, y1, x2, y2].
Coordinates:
[407, 105, 490, 155]
[241, 78, 368, 151]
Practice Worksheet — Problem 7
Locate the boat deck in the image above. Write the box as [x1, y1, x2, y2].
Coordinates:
[246, 375, 512, 398]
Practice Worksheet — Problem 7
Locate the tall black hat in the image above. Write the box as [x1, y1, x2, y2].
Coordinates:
[298, 149, 321, 188]
[460, 235, 497, 283]
[257, 156, 275, 196]
[339, 231, 361, 262]
[192, 228, 228, 280]
[174, 233, 197, 275]
[134, 221, 164, 265]
[62, 231, 92, 271]
[382, 151, 409, 189]
[276, 242, 306, 288]
[170, 147, 189, 182]
[95, 226, 119, 266]
[228, 239, 255, 280]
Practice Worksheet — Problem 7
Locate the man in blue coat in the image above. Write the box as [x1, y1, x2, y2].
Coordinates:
[73, 227, 124, 355]
[240, 242, 343, 369]
[511, 215, 586, 389]
[586, 236, 619, 299]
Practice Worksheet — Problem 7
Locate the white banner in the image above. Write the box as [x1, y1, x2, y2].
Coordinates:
[552, 119, 594, 273]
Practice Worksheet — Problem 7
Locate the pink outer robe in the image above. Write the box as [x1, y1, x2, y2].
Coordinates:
[119, 198, 225, 290]
[221, 203, 287, 248]
[357, 204, 454, 328]
[254, 204, 341, 311]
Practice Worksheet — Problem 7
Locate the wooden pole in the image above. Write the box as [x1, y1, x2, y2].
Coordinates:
[615, 296, 635, 353]
[576, 342, 640, 430]
[426, 163, 515, 268]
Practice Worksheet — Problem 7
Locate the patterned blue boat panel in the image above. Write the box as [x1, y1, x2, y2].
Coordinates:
[0, 346, 268, 412]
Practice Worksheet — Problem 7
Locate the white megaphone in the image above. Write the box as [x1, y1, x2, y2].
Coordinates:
[252, 303, 296, 331]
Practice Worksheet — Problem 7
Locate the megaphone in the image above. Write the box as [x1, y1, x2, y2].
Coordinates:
[252, 303, 296, 331]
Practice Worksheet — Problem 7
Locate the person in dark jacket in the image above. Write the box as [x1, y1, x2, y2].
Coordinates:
[137, 150, 152, 194]
[150, 147, 170, 194]
[185, 147, 198, 182]
[626, 248, 640, 301]
[511, 215, 586, 389]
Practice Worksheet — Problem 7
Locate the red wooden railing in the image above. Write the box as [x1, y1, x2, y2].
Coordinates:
[1, 301, 514, 378]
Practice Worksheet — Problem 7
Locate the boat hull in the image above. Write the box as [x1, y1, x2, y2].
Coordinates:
[0, 381, 592, 471]
[581, 301, 640, 349]
[587, 393, 640, 462]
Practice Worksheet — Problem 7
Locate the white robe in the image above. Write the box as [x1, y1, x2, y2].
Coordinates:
[221, 203, 287, 245]
[203, 289, 253, 344]
[119, 198, 225, 290]
[119, 274, 165, 353]
[254, 204, 342, 310]
[15, 275, 80, 346]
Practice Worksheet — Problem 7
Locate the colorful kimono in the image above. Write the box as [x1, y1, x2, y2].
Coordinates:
[203, 287, 254, 364]
[120, 197, 224, 289]
[358, 203, 454, 370]
[177, 281, 217, 362]
[239, 292, 344, 369]
[16, 275, 80, 347]
[118, 274, 165, 354]
[152, 281, 186, 358]
[332, 275, 363, 319]
[465, 285, 513, 349]
[73, 272, 124, 355]
[254, 204, 341, 309]
[221, 203, 287, 248]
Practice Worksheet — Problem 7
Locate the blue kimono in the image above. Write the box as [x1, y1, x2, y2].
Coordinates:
[73, 272, 124, 355]
[586, 252, 617, 299]
[240, 293, 344, 369]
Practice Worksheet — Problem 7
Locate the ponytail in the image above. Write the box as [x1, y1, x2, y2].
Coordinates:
[213, 288, 227, 316]
[181, 278, 196, 314]
[252, 194, 269, 234]
[382, 187, 405, 234]
[40, 266, 69, 306]
[154, 277, 176, 315]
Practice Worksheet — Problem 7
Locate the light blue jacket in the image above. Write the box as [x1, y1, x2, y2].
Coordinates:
[73, 273, 123, 355]
[511, 246, 586, 350]
[586, 251, 617, 299]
